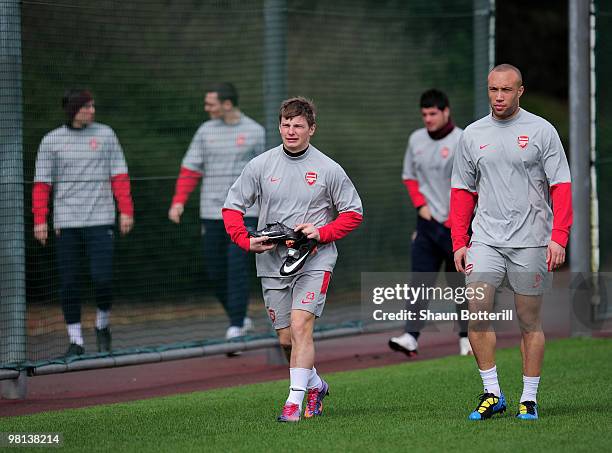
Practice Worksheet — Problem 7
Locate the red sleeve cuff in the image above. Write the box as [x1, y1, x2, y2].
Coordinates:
[550, 182, 573, 248]
[32, 182, 52, 225]
[111, 173, 134, 216]
[450, 188, 477, 251]
[403, 179, 426, 208]
[172, 166, 202, 206]
[318, 211, 363, 243]
[551, 229, 569, 248]
[222, 208, 250, 252]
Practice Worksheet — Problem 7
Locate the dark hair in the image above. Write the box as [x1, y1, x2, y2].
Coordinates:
[62, 89, 93, 120]
[207, 82, 239, 106]
[419, 89, 450, 111]
[278, 97, 316, 127]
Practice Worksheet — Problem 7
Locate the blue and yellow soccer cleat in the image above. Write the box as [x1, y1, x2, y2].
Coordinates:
[516, 401, 538, 420]
[303, 379, 329, 418]
[468, 392, 506, 420]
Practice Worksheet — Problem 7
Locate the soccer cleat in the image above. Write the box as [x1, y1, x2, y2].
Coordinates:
[95, 327, 112, 353]
[468, 392, 507, 420]
[304, 379, 330, 418]
[277, 402, 301, 422]
[516, 401, 538, 420]
[459, 337, 473, 356]
[249, 222, 301, 243]
[280, 237, 318, 276]
[388, 333, 418, 357]
[250, 222, 318, 276]
[64, 343, 84, 358]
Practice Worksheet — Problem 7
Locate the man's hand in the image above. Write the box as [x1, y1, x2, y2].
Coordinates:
[547, 240, 566, 271]
[454, 246, 467, 273]
[119, 214, 134, 235]
[295, 223, 320, 241]
[418, 205, 432, 221]
[168, 203, 184, 224]
[250, 236, 276, 253]
[34, 223, 48, 246]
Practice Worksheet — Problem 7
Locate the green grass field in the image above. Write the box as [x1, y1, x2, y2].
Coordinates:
[1, 337, 611, 452]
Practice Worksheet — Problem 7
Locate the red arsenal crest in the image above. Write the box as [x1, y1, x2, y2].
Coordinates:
[440, 147, 450, 158]
[236, 134, 246, 146]
[517, 135, 529, 149]
[89, 138, 99, 150]
[305, 171, 317, 185]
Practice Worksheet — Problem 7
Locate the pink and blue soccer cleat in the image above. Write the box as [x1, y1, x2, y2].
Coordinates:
[277, 402, 301, 422]
[303, 379, 330, 418]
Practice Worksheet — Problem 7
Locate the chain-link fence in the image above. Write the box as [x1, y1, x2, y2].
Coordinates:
[0, 0, 494, 369]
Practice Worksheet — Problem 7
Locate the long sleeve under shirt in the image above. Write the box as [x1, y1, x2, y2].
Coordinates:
[223, 144, 363, 278]
[402, 126, 462, 223]
[33, 122, 130, 228]
[179, 114, 265, 219]
[451, 109, 572, 249]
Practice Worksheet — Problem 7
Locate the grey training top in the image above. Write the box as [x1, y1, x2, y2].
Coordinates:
[224, 145, 363, 277]
[402, 127, 463, 223]
[34, 122, 128, 229]
[451, 109, 571, 247]
[182, 114, 265, 219]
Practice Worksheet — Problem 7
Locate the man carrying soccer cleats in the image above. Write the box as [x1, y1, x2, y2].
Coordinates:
[223, 97, 362, 422]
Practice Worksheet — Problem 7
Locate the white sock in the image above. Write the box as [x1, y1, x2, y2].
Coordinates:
[479, 366, 501, 397]
[286, 368, 310, 408]
[520, 375, 540, 403]
[307, 366, 323, 391]
[96, 309, 110, 329]
[67, 323, 83, 346]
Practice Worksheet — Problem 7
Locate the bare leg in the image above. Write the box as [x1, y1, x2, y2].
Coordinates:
[277, 312, 316, 420]
[467, 282, 497, 370]
[276, 327, 292, 362]
[289, 309, 316, 369]
[514, 294, 544, 376]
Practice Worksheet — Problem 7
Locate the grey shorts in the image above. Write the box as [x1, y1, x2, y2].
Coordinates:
[261, 270, 332, 330]
[465, 242, 552, 296]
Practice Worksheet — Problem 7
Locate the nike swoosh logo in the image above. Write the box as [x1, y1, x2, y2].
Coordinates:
[282, 252, 310, 274]
[301, 299, 311, 304]
[270, 177, 281, 182]
[479, 144, 491, 149]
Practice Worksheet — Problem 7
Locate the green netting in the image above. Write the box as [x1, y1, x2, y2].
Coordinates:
[1, 0, 492, 368]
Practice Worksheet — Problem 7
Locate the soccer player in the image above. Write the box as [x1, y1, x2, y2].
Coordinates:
[222, 97, 363, 422]
[33, 89, 134, 356]
[169, 83, 265, 342]
[388, 89, 471, 357]
[451, 64, 572, 420]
